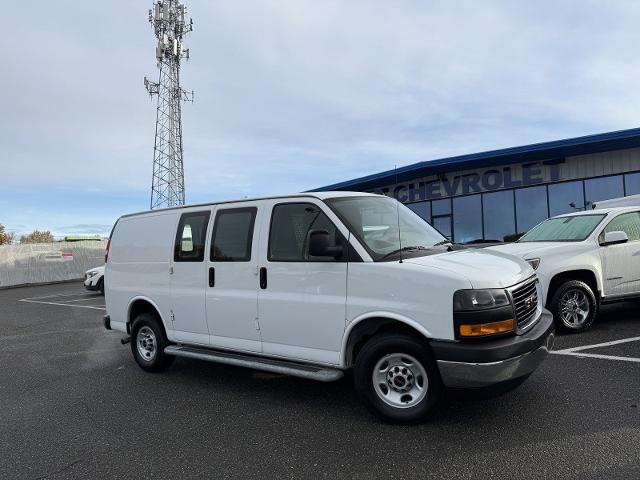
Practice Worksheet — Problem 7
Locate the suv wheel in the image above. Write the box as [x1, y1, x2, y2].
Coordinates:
[354, 334, 442, 424]
[130, 313, 175, 372]
[549, 280, 597, 333]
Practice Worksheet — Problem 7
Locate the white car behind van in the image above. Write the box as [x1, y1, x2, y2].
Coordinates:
[489, 206, 640, 332]
[592, 193, 640, 210]
[84, 265, 104, 294]
[104, 192, 554, 423]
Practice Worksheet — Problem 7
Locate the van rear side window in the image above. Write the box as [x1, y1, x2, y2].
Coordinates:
[174, 211, 210, 262]
[211, 208, 257, 262]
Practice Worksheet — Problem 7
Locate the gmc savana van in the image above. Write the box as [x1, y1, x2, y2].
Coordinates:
[104, 192, 554, 423]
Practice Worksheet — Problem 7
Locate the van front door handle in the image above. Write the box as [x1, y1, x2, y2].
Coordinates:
[259, 267, 267, 289]
[209, 267, 215, 287]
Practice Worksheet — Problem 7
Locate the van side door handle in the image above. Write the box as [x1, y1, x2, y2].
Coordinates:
[209, 267, 215, 287]
[259, 267, 267, 289]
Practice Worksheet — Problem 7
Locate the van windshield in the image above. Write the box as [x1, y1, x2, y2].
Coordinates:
[325, 196, 448, 261]
[519, 214, 606, 242]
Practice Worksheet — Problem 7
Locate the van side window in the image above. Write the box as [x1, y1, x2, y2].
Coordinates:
[211, 208, 257, 262]
[602, 212, 640, 242]
[174, 211, 210, 262]
[269, 203, 343, 262]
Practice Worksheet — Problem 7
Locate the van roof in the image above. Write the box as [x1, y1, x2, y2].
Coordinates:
[119, 191, 382, 219]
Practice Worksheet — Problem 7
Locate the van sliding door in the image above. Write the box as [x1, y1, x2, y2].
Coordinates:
[206, 204, 262, 353]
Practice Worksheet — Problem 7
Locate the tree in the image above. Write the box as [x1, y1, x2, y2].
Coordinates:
[0, 224, 15, 245]
[19, 230, 54, 244]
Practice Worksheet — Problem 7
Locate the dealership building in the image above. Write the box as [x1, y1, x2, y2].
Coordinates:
[315, 127, 640, 243]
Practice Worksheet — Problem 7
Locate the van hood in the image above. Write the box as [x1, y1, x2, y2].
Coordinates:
[487, 242, 586, 259]
[404, 248, 534, 289]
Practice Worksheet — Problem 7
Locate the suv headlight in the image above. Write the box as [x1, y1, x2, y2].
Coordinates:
[526, 258, 540, 270]
[87, 271, 98, 278]
[453, 289, 510, 311]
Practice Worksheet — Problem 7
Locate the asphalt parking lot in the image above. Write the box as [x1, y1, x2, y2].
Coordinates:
[1, 283, 639, 479]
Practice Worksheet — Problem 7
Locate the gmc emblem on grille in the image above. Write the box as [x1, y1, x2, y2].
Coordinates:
[524, 294, 537, 310]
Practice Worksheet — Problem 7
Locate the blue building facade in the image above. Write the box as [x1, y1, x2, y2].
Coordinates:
[314, 128, 640, 243]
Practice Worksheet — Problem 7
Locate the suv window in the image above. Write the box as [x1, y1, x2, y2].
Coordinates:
[174, 211, 210, 262]
[269, 203, 343, 262]
[211, 208, 257, 261]
[602, 212, 640, 242]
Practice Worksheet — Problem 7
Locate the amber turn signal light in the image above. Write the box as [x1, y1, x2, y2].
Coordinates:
[459, 319, 515, 337]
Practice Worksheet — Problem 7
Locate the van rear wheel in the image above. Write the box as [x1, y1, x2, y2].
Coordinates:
[130, 313, 174, 372]
[354, 334, 442, 424]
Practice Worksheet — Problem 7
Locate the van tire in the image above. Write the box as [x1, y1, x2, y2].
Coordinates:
[549, 280, 597, 333]
[354, 334, 442, 424]
[130, 313, 174, 372]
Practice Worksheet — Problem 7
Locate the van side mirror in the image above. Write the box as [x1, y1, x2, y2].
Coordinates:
[601, 230, 629, 246]
[308, 229, 343, 258]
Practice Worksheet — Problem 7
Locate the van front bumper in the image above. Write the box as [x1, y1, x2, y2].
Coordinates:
[431, 310, 554, 388]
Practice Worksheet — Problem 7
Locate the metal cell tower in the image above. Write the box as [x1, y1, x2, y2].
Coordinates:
[145, 0, 194, 209]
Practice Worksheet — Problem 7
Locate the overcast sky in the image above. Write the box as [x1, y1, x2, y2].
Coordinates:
[2, 0, 640, 237]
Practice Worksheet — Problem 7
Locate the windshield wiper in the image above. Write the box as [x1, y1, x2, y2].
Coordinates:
[433, 240, 452, 246]
[380, 245, 430, 260]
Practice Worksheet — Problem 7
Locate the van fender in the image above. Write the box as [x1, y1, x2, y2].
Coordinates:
[126, 295, 169, 334]
[339, 311, 434, 368]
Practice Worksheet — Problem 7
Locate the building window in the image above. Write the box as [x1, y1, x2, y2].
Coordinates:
[584, 175, 624, 206]
[548, 181, 585, 216]
[625, 172, 640, 196]
[453, 194, 482, 244]
[406, 201, 431, 223]
[432, 216, 451, 240]
[483, 190, 515, 242]
[431, 198, 451, 216]
[515, 185, 549, 234]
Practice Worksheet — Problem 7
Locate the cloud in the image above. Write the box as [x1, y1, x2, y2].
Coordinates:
[1, 0, 640, 231]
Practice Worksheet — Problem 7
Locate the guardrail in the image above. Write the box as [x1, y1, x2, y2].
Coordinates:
[0, 241, 106, 288]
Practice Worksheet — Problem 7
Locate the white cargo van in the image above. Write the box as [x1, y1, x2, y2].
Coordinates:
[104, 192, 554, 423]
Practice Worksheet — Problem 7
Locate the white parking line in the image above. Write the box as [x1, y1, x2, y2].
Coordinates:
[551, 336, 640, 363]
[22, 292, 89, 300]
[63, 297, 104, 303]
[550, 351, 640, 363]
[18, 299, 106, 310]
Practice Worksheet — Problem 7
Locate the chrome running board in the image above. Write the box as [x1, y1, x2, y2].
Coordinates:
[164, 345, 344, 382]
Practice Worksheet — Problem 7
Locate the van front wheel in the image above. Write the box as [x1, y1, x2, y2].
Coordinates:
[130, 313, 174, 372]
[354, 334, 442, 424]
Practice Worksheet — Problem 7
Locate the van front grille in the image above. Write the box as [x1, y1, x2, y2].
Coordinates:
[510, 279, 539, 329]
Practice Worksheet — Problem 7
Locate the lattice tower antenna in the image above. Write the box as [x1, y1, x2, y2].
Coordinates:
[144, 1, 194, 209]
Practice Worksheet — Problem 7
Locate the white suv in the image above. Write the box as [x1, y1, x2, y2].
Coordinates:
[489, 207, 640, 333]
[84, 265, 105, 294]
[103, 192, 553, 423]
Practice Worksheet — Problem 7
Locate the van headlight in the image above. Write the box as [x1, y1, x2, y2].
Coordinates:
[453, 289, 510, 311]
[526, 258, 540, 270]
[453, 289, 515, 339]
